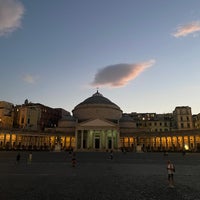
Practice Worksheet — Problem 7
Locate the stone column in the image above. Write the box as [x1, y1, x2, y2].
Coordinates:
[182, 136, 185, 149]
[111, 130, 114, 149]
[63, 136, 66, 149]
[171, 136, 174, 150]
[3, 133, 6, 146]
[10, 133, 12, 149]
[86, 130, 89, 149]
[188, 136, 191, 150]
[16, 134, 18, 146]
[128, 137, 130, 148]
[194, 136, 197, 151]
[160, 137, 162, 150]
[75, 130, 78, 150]
[105, 130, 108, 149]
[165, 137, 168, 150]
[116, 131, 119, 150]
[92, 130, 95, 149]
[81, 130, 83, 149]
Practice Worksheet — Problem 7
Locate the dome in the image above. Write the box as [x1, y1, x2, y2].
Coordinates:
[77, 90, 119, 106]
[72, 91, 122, 121]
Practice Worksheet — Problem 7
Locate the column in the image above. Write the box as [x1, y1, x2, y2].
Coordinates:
[154, 137, 157, 150]
[165, 137, 168, 150]
[75, 130, 78, 150]
[160, 137, 162, 150]
[105, 130, 108, 149]
[64, 136, 66, 149]
[81, 130, 83, 149]
[194, 136, 197, 152]
[16, 134, 18, 147]
[171, 136, 174, 150]
[86, 130, 89, 149]
[188, 136, 191, 150]
[9, 133, 12, 149]
[4, 133, 6, 147]
[177, 136, 180, 149]
[111, 130, 114, 149]
[116, 131, 119, 150]
[182, 136, 185, 149]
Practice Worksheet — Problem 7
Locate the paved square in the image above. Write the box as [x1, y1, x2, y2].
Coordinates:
[0, 151, 200, 200]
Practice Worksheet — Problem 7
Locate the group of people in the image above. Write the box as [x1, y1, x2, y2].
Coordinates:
[15, 151, 176, 188]
[16, 152, 32, 164]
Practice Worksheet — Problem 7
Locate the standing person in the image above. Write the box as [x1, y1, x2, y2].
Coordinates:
[167, 160, 175, 187]
[16, 152, 21, 164]
[71, 152, 76, 167]
[110, 150, 113, 160]
[28, 152, 32, 164]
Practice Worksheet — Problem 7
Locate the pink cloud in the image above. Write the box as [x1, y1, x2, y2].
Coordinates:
[173, 21, 200, 38]
[0, 0, 25, 36]
[91, 60, 155, 88]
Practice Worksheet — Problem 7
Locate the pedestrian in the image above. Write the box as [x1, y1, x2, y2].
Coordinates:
[110, 150, 113, 160]
[16, 152, 21, 164]
[167, 160, 175, 187]
[28, 152, 32, 164]
[71, 152, 76, 167]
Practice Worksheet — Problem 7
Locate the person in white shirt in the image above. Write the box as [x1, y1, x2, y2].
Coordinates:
[167, 160, 175, 187]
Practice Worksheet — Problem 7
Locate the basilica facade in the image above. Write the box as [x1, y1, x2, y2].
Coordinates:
[1, 91, 200, 152]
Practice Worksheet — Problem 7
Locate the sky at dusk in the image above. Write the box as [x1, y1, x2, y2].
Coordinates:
[1, 0, 200, 114]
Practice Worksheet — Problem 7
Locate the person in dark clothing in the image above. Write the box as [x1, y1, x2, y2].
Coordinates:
[16, 153, 21, 164]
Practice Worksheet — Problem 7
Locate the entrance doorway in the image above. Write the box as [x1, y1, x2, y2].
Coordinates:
[108, 138, 112, 149]
[95, 138, 100, 149]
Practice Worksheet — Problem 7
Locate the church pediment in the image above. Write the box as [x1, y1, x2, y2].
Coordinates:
[79, 118, 116, 127]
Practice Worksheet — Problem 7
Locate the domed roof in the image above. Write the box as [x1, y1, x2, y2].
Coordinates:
[72, 91, 122, 121]
[76, 90, 119, 108]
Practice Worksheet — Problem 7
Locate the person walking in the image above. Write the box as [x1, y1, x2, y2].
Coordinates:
[167, 160, 175, 187]
[110, 150, 113, 160]
[16, 152, 21, 164]
[71, 152, 76, 167]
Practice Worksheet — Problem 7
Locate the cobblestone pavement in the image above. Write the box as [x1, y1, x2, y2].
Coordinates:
[0, 152, 200, 200]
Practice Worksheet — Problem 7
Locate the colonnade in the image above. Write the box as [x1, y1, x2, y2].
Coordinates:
[0, 132, 75, 150]
[1, 131, 200, 152]
[75, 129, 119, 151]
[120, 135, 200, 152]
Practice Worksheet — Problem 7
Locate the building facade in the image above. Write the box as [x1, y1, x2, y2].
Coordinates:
[0, 92, 200, 152]
[0, 101, 14, 129]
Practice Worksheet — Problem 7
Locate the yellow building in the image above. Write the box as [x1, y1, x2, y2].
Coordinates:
[0, 101, 14, 129]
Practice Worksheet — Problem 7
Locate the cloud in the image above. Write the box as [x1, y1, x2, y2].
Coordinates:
[22, 74, 38, 84]
[0, 0, 25, 36]
[91, 60, 155, 88]
[172, 21, 200, 38]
